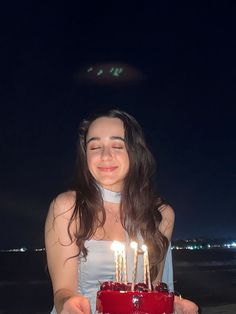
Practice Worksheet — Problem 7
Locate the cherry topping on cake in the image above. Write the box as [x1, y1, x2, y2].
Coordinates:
[100, 281, 114, 291]
[100, 281, 128, 291]
[125, 282, 132, 291]
[155, 282, 168, 292]
[134, 282, 149, 292]
[113, 282, 126, 291]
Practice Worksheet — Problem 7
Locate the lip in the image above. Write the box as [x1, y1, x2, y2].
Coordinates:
[97, 166, 118, 172]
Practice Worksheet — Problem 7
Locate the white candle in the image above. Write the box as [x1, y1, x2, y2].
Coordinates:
[130, 241, 138, 291]
[118, 249, 122, 282]
[115, 250, 119, 282]
[141, 244, 147, 284]
[111, 241, 121, 282]
[142, 244, 152, 291]
[121, 244, 127, 284]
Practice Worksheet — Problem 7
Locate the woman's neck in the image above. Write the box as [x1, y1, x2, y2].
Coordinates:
[98, 184, 121, 204]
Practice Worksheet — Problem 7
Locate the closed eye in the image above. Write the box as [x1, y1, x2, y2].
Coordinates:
[90, 147, 101, 150]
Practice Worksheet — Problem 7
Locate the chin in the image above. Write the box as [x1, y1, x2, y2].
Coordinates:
[99, 181, 123, 192]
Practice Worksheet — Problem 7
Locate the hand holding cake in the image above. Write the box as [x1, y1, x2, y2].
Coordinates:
[61, 295, 91, 314]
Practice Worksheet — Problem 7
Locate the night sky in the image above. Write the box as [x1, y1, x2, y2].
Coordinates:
[1, 2, 235, 249]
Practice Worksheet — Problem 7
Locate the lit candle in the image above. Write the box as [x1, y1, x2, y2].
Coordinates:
[111, 241, 121, 282]
[121, 244, 127, 284]
[141, 244, 147, 284]
[130, 241, 138, 291]
[118, 247, 122, 283]
[142, 244, 151, 290]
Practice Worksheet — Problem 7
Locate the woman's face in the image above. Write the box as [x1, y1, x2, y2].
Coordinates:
[86, 117, 130, 192]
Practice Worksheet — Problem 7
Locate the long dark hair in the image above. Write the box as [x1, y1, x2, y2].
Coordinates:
[68, 109, 168, 280]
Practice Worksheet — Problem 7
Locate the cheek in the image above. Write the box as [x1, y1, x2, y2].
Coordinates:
[86, 153, 95, 172]
[126, 160, 130, 174]
[122, 154, 130, 174]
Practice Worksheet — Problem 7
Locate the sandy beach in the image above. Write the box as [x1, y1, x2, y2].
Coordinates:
[1, 304, 236, 314]
[201, 303, 236, 314]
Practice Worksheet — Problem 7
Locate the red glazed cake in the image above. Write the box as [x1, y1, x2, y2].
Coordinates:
[96, 281, 174, 314]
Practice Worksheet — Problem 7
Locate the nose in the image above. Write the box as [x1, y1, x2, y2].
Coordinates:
[101, 146, 113, 160]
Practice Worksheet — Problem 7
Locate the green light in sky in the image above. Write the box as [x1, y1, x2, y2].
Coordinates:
[110, 67, 123, 77]
[86, 66, 125, 78]
[97, 69, 104, 76]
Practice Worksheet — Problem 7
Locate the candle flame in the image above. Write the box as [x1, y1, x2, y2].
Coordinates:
[130, 241, 138, 249]
[111, 240, 123, 251]
[120, 243, 125, 252]
[141, 244, 147, 252]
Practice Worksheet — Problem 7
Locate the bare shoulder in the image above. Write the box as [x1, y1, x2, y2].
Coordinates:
[45, 190, 77, 244]
[159, 204, 175, 224]
[158, 204, 175, 240]
[45, 191, 77, 233]
[49, 190, 76, 219]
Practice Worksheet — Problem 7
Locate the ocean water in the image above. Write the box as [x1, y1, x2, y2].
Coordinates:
[0, 251, 53, 314]
[173, 248, 236, 307]
[0, 248, 235, 313]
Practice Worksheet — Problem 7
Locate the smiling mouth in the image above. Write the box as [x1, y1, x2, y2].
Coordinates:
[98, 166, 118, 172]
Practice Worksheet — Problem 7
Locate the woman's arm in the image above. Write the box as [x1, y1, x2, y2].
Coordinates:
[153, 205, 175, 284]
[156, 205, 198, 313]
[45, 191, 90, 314]
[158, 204, 175, 242]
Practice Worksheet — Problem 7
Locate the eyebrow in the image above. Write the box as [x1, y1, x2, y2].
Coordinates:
[86, 136, 125, 144]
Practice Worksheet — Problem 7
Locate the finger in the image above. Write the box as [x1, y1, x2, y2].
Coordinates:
[61, 309, 85, 314]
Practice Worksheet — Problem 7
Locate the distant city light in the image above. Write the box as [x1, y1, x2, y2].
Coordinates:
[1, 240, 235, 252]
[0, 247, 45, 252]
[171, 239, 236, 250]
[224, 242, 236, 248]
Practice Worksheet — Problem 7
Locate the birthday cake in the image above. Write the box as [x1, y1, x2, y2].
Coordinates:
[96, 241, 174, 313]
[96, 281, 174, 314]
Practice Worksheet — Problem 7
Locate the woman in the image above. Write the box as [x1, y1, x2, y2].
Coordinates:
[45, 109, 198, 314]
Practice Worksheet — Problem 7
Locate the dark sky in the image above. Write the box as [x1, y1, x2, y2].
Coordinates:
[1, 1, 236, 249]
